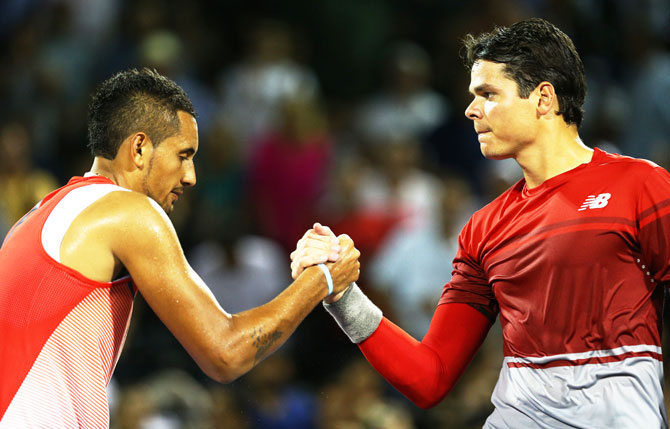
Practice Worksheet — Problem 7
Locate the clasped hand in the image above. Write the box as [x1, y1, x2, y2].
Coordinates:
[290, 223, 359, 301]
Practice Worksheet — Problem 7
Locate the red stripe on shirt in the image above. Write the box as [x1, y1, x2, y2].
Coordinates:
[507, 350, 663, 369]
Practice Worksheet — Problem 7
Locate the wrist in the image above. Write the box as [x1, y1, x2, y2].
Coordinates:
[300, 265, 332, 300]
[317, 263, 334, 295]
[324, 287, 348, 304]
[322, 283, 382, 343]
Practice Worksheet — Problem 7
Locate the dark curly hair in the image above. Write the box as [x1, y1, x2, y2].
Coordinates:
[87, 68, 196, 160]
[463, 18, 586, 127]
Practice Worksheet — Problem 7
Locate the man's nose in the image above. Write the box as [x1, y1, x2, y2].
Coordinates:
[465, 98, 482, 121]
[182, 162, 196, 187]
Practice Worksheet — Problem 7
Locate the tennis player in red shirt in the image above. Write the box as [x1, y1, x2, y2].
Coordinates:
[292, 18, 670, 428]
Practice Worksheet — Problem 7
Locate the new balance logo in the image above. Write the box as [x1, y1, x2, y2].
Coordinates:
[578, 193, 611, 211]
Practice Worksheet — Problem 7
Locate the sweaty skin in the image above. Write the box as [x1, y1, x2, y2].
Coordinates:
[59, 111, 361, 382]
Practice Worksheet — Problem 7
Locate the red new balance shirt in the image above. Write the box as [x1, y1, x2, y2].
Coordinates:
[441, 148, 670, 426]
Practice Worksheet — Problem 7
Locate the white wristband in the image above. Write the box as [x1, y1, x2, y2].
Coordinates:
[317, 263, 334, 295]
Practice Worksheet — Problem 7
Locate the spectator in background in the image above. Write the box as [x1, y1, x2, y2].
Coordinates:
[192, 121, 246, 235]
[621, 25, 670, 164]
[218, 19, 319, 156]
[138, 29, 219, 134]
[319, 357, 415, 429]
[325, 169, 391, 269]
[242, 352, 317, 429]
[354, 136, 442, 231]
[1, 2, 95, 171]
[356, 41, 449, 146]
[315, 135, 443, 293]
[112, 370, 213, 429]
[316, 136, 443, 322]
[247, 93, 333, 252]
[188, 209, 290, 315]
[368, 175, 475, 338]
[423, 71, 490, 197]
[53, 0, 121, 48]
[208, 386, 250, 429]
[33, 2, 99, 167]
[0, 120, 58, 226]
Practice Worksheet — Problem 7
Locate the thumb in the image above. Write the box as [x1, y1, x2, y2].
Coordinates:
[313, 222, 336, 238]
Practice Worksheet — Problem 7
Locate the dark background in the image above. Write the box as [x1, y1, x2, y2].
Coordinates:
[1, 1, 668, 428]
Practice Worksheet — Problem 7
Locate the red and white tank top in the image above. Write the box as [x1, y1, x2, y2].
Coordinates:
[0, 176, 136, 428]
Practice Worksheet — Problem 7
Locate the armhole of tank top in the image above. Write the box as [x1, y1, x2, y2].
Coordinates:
[41, 184, 130, 263]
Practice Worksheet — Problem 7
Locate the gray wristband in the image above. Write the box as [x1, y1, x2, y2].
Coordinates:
[322, 283, 383, 343]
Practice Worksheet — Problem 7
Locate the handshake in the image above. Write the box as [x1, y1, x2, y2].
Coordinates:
[290, 223, 360, 303]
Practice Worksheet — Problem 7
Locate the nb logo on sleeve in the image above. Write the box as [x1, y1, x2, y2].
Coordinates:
[578, 193, 611, 211]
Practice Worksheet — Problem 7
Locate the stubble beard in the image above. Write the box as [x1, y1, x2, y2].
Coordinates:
[141, 154, 173, 215]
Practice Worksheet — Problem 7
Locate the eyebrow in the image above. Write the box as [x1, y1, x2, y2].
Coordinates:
[180, 148, 196, 156]
[469, 83, 499, 95]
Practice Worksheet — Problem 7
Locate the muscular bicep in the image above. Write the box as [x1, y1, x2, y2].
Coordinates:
[109, 195, 231, 366]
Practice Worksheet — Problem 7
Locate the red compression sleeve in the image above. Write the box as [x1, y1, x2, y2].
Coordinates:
[358, 302, 493, 409]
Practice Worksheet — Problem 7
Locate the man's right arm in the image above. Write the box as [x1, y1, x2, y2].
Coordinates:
[292, 224, 494, 408]
[106, 193, 359, 383]
[324, 285, 493, 408]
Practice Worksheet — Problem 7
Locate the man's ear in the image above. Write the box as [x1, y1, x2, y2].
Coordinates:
[535, 81, 556, 117]
[129, 132, 152, 169]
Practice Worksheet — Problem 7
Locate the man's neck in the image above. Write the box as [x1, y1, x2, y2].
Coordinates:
[87, 157, 128, 189]
[516, 124, 593, 189]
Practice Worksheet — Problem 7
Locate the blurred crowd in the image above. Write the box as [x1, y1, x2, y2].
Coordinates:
[1, 0, 668, 427]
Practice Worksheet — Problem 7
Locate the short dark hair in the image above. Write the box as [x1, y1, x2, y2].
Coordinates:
[87, 68, 196, 159]
[463, 18, 586, 127]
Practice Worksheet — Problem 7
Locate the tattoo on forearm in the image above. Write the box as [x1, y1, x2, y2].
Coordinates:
[251, 327, 283, 364]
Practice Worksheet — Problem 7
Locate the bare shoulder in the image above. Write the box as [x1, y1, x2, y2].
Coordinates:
[60, 190, 178, 282]
[93, 190, 172, 228]
[104, 192, 176, 241]
[89, 190, 187, 275]
[77, 189, 179, 253]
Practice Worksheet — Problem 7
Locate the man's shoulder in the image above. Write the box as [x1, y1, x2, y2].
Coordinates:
[97, 188, 159, 209]
[587, 149, 670, 192]
[94, 187, 167, 221]
[594, 149, 661, 174]
[68, 189, 177, 265]
[79, 188, 169, 234]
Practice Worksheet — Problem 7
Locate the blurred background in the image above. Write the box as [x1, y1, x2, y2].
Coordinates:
[1, 0, 668, 427]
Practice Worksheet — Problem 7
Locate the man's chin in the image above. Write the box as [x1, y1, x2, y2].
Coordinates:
[154, 198, 173, 215]
[480, 144, 512, 161]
